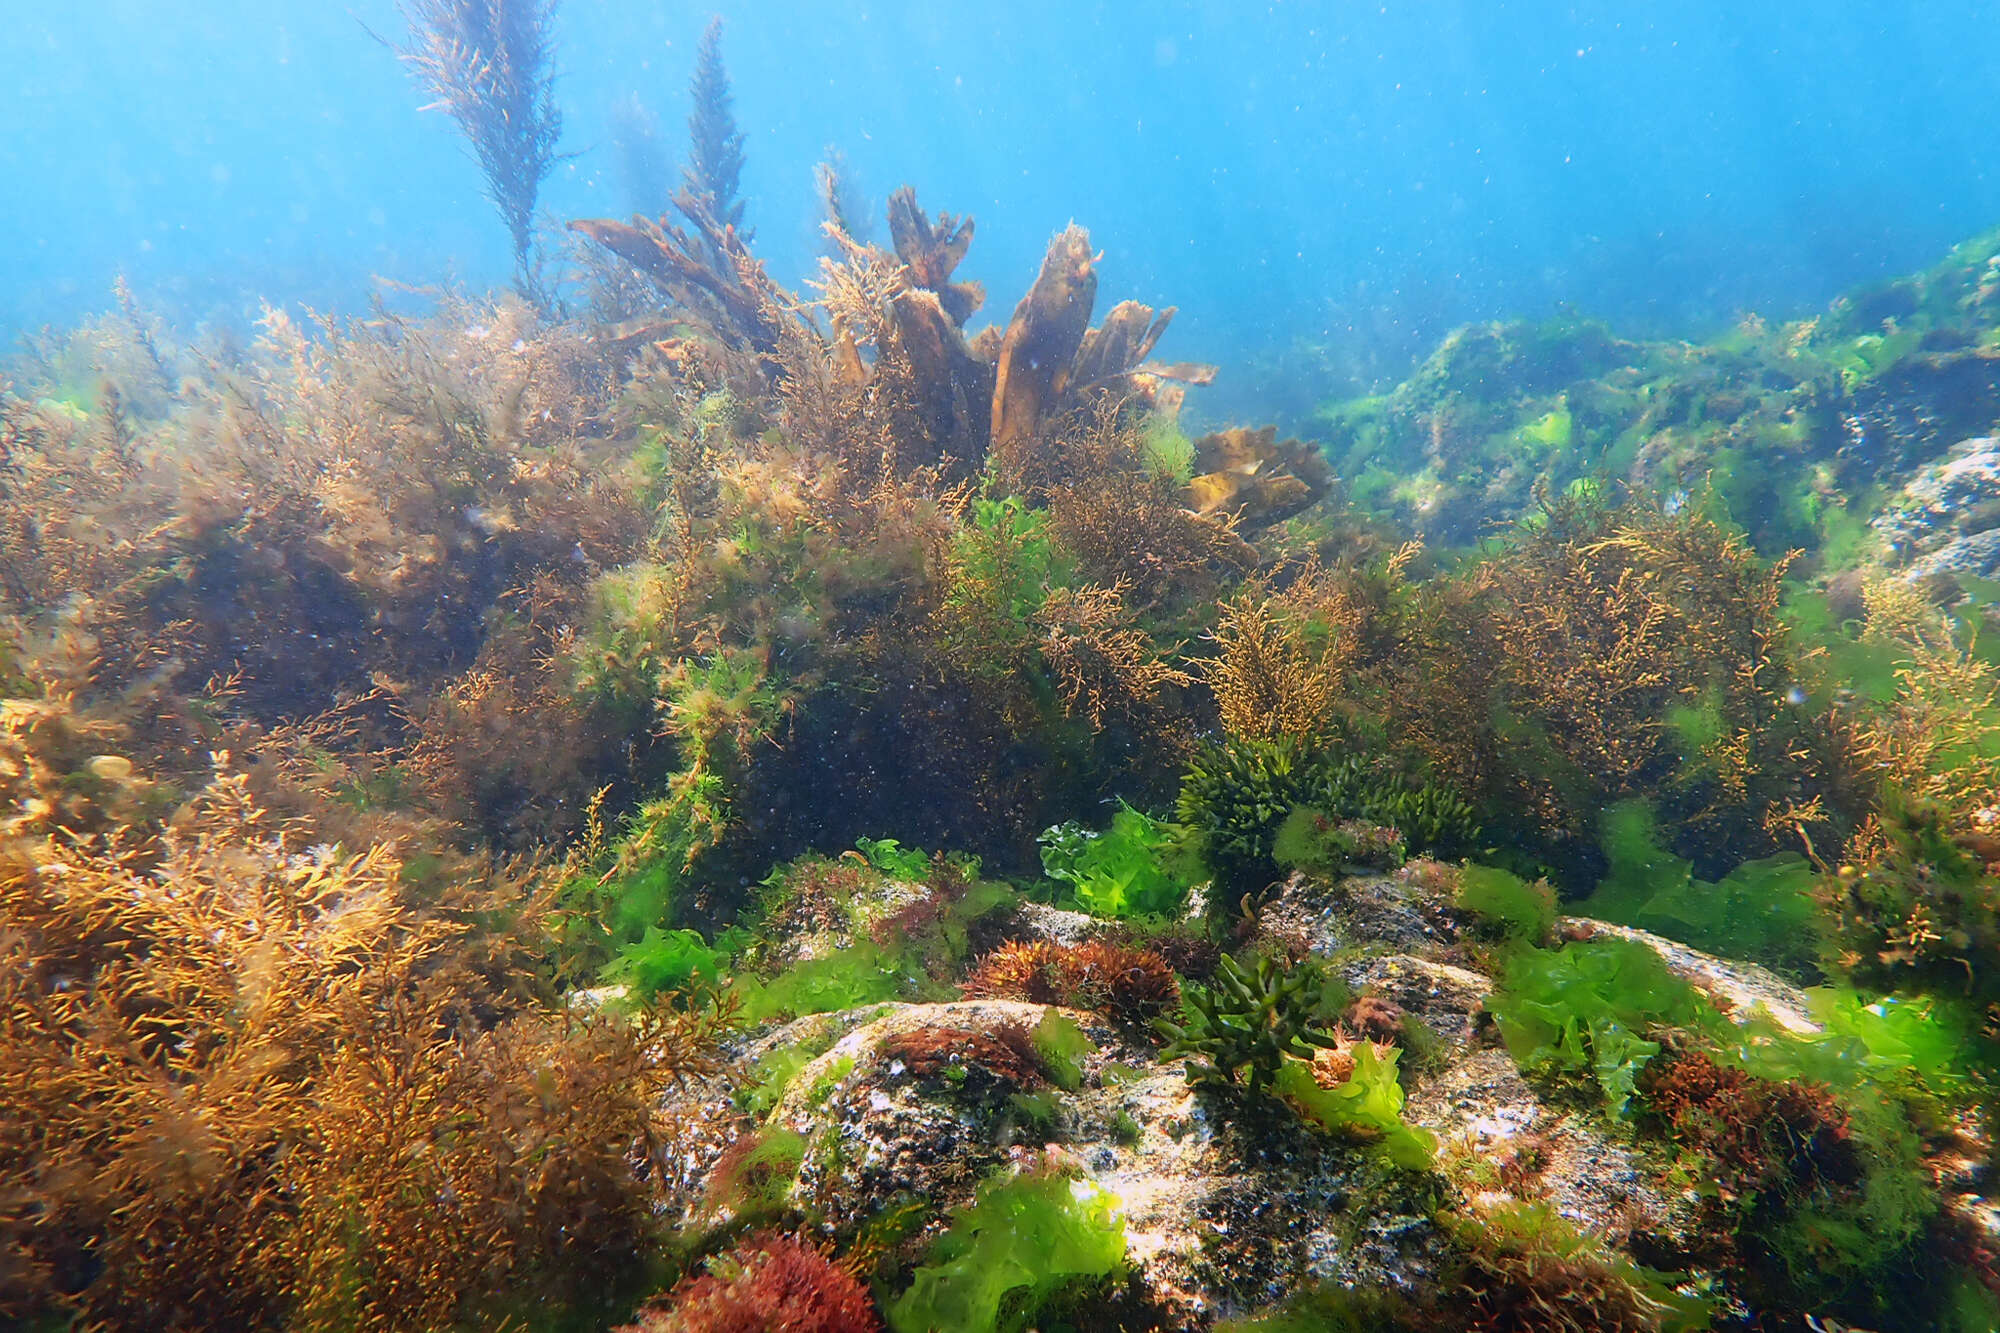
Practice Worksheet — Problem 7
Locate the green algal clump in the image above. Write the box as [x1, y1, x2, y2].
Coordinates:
[887, 1168, 1127, 1333]
[1269, 805, 1406, 875]
[1455, 863, 1558, 945]
[1178, 736, 1477, 924]
[731, 846, 1012, 1023]
[1038, 800, 1192, 918]
[552, 774, 732, 979]
[732, 939, 945, 1024]
[1488, 929, 1967, 1325]
[736, 1024, 845, 1119]
[1176, 736, 1322, 920]
[1217, 1285, 1424, 1333]
[1272, 1041, 1438, 1169]
[706, 1127, 807, 1225]
[939, 495, 1077, 664]
[1486, 936, 1723, 1113]
[1030, 1007, 1094, 1091]
[854, 834, 934, 881]
[1157, 952, 1342, 1096]
[600, 924, 741, 1000]
[1219, 1198, 1710, 1331]
[1446, 1200, 1714, 1332]
[1789, 988, 1970, 1098]
[1580, 800, 1820, 979]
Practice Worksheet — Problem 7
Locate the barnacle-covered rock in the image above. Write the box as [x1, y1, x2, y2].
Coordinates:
[1877, 435, 2000, 578]
[1253, 861, 1466, 964]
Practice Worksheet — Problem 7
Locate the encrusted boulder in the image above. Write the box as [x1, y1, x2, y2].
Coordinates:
[1876, 434, 2000, 577]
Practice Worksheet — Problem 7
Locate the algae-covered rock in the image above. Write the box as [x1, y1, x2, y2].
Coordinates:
[664, 857, 1925, 1326]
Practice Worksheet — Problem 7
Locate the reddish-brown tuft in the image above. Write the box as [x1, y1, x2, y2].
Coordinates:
[618, 1231, 882, 1333]
[960, 939, 1179, 1023]
[880, 1023, 1045, 1087]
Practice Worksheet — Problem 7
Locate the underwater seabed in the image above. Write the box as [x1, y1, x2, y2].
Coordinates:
[15, 36, 2000, 1332]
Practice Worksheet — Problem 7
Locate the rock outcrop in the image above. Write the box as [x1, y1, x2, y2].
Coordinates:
[655, 858, 1882, 1326]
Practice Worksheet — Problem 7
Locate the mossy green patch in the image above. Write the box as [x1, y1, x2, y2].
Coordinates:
[737, 1027, 842, 1119]
[733, 939, 945, 1024]
[1455, 863, 1557, 945]
[1138, 414, 1197, 483]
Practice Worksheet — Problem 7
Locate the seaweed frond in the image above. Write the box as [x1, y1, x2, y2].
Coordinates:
[619, 1231, 881, 1333]
[684, 17, 750, 239]
[396, 0, 565, 300]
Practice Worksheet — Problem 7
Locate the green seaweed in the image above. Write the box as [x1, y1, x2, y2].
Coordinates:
[600, 924, 740, 1000]
[1030, 1008, 1094, 1092]
[1514, 402, 1574, 455]
[1448, 1200, 1714, 1332]
[709, 1127, 806, 1223]
[1157, 953, 1342, 1096]
[940, 495, 1078, 664]
[1726, 988, 1970, 1103]
[1178, 737, 1477, 925]
[1138, 414, 1197, 483]
[736, 1027, 843, 1119]
[568, 769, 734, 958]
[1782, 586, 1906, 704]
[1272, 1044, 1437, 1169]
[1455, 863, 1557, 945]
[1579, 800, 1821, 978]
[886, 1169, 1127, 1333]
[1270, 805, 1406, 875]
[733, 939, 945, 1024]
[1006, 1089, 1063, 1137]
[855, 834, 935, 881]
[1487, 937, 1724, 1113]
[1038, 801, 1192, 918]
[1177, 736, 1324, 920]
[802, 1054, 858, 1109]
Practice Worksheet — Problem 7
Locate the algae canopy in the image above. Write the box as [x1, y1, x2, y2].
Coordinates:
[11, 3, 2000, 1331]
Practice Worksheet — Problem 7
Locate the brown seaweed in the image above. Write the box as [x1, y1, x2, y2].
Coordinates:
[394, 0, 564, 301]
[989, 225, 1100, 466]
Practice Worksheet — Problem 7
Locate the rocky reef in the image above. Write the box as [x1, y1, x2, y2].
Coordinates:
[8, 15, 2000, 1333]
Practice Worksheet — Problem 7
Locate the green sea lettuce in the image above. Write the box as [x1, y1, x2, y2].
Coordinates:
[855, 834, 934, 880]
[887, 1169, 1127, 1333]
[600, 924, 738, 999]
[1488, 937, 1723, 1112]
[1039, 800, 1191, 918]
[1030, 1007, 1093, 1091]
[1580, 800, 1820, 978]
[1273, 1044, 1438, 1169]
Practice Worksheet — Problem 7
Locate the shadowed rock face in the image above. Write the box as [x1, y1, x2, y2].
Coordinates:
[1878, 435, 2000, 579]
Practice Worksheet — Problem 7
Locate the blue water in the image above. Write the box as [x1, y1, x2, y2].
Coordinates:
[7, 1, 1996, 406]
